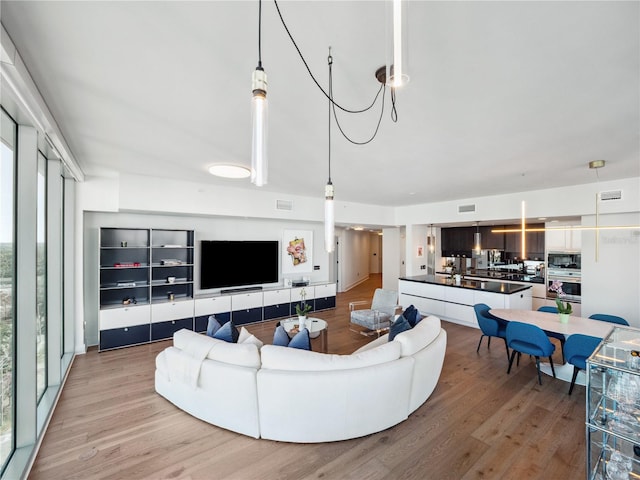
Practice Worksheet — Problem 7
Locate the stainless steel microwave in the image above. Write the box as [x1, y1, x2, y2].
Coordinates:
[547, 251, 581, 270]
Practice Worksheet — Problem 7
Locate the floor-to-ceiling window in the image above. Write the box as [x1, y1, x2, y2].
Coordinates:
[0, 109, 17, 472]
[36, 154, 47, 402]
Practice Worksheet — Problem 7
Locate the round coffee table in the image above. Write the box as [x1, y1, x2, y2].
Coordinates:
[281, 317, 328, 352]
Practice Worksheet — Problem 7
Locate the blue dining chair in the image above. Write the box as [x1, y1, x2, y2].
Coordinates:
[588, 314, 629, 326]
[563, 334, 602, 395]
[506, 321, 556, 385]
[537, 306, 566, 363]
[474, 304, 509, 361]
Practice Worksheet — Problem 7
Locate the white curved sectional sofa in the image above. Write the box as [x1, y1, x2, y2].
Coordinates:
[155, 315, 447, 443]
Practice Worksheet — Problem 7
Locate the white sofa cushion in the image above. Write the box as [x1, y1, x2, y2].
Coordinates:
[173, 328, 261, 369]
[260, 341, 401, 372]
[393, 315, 442, 357]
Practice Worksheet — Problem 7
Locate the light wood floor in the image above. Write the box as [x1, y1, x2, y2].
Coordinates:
[29, 275, 586, 479]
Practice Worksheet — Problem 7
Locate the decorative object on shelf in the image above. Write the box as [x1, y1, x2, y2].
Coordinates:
[168, 292, 174, 301]
[167, 276, 176, 284]
[122, 297, 137, 305]
[160, 259, 183, 265]
[548, 280, 572, 322]
[296, 287, 312, 323]
[120, 241, 127, 247]
[114, 262, 141, 268]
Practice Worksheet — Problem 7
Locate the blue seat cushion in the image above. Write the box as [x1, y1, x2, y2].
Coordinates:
[206, 315, 221, 337]
[212, 320, 239, 343]
[288, 328, 311, 350]
[509, 339, 554, 357]
[389, 314, 412, 341]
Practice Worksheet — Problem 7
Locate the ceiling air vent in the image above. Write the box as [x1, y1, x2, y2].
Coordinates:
[600, 190, 622, 202]
[276, 199, 293, 211]
[458, 204, 476, 214]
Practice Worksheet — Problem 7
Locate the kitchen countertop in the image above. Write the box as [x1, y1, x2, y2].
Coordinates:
[400, 275, 532, 295]
[436, 269, 545, 284]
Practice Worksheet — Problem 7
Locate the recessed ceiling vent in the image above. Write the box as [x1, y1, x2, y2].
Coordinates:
[276, 199, 293, 211]
[458, 204, 476, 214]
[600, 190, 622, 202]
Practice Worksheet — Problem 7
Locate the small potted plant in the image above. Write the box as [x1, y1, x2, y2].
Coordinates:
[296, 303, 311, 322]
[549, 280, 572, 323]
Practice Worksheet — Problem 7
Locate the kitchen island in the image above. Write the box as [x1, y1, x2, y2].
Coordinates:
[399, 275, 532, 329]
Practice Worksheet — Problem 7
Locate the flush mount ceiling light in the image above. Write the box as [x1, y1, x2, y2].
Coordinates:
[208, 165, 251, 179]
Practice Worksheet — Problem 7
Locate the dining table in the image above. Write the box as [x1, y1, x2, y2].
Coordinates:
[489, 308, 615, 385]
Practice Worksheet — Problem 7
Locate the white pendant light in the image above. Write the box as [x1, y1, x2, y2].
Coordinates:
[251, 0, 268, 186]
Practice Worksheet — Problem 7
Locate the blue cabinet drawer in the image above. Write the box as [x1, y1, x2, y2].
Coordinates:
[315, 296, 336, 311]
[100, 324, 150, 351]
[151, 318, 193, 341]
[232, 307, 263, 325]
[264, 303, 291, 320]
[194, 312, 231, 332]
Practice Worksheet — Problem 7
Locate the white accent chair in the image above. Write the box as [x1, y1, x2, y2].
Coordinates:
[349, 288, 401, 336]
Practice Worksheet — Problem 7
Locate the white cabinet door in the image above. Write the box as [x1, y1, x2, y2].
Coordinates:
[399, 280, 444, 299]
[231, 291, 263, 310]
[401, 293, 445, 317]
[151, 300, 194, 323]
[291, 286, 315, 301]
[194, 295, 232, 316]
[444, 286, 474, 306]
[473, 291, 505, 309]
[100, 304, 151, 330]
[314, 283, 336, 298]
[263, 289, 291, 306]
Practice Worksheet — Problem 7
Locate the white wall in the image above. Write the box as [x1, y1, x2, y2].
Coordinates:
[395, 178, 640, 226]
[338, 229, 373, 291]
[581, 212, 640, 326]
[382, 228, 401, 290]
[405, 224, 429, 276]
[369, 233, 382, 274]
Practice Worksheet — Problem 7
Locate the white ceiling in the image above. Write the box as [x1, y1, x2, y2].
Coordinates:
[2, 1, 639, 207]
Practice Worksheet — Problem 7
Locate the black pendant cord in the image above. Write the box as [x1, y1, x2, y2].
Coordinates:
[273, 0, 383, 115]
[257, 0, 263, 68]
[328, 55, 387, 146]
[327, 52, 332, 184]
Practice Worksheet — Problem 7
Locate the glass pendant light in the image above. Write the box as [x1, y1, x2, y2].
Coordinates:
[386, 0, 410, 88]
[474, 223, 482, 255]
[251, 0, 268, 186]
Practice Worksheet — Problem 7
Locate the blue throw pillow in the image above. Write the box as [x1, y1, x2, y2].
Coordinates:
[206, 315, 221, 337]
[403, 305, 418, 327]
[389, 314, 412, 341]
[288, 328, 311, 350]
[213, 320, 239, 343]
[273, 325, 290, 346]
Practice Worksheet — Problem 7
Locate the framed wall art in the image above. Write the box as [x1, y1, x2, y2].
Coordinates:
[282, 229, 313, 275]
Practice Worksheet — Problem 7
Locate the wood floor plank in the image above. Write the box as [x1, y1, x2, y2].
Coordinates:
[28, 274, 586, 480]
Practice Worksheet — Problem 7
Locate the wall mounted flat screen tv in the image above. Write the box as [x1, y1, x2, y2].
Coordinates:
[200, 240, 279, 290]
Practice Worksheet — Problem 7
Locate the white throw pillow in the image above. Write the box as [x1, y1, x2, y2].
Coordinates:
[238, 327, 264, 349]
